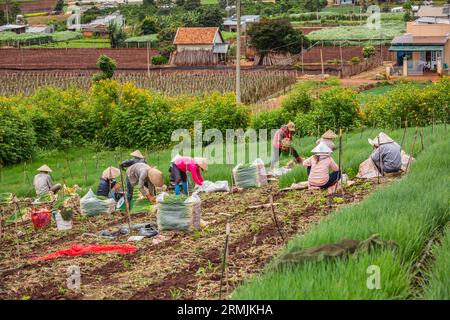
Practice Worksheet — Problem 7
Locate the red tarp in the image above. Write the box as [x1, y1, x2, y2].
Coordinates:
[29, 244, 137, 262]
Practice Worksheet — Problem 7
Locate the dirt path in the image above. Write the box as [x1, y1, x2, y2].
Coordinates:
[0, 179, 382, 300]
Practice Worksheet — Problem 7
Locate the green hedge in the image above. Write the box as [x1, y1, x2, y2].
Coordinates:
[0, 80, 250, 163]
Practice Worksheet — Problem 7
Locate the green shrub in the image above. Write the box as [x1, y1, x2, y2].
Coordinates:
[281, 86, 313, 117]
[0, 98, 36, 165]
[350, 56, 361, 65]
[251, 108, 288, 131]
[362, 45, 376, 58]
[151, 55, 169, 65]
[295, 87, 360, 136]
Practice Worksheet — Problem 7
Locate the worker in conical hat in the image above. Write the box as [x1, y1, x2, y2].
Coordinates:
[120, 149, 146, 170]
[272, 121, 303, 168]
[368, 132, 401, 174]
[170, 155, 207, 195]
[97, 166, 121, 199]
[126, 162, 163, 204]
[302, 142, 340, 189]
[316, 129, 337, 151]
[33, 164, 62, 196]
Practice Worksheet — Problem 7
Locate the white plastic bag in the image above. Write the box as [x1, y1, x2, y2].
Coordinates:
[54, 211, 72, 231]
[196, 180, 230, 193]
[80, 189, 115, 216]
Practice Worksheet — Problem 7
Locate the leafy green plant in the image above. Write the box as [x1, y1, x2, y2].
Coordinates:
[151, 55, 168, 65]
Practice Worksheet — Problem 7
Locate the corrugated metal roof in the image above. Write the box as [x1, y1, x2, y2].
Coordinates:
[213, 43, 229, 54]
[389, 45, 444, 51]
[417, 6, 448, 18]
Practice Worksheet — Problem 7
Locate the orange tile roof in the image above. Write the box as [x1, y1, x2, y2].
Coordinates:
[174, 27, 220, 45]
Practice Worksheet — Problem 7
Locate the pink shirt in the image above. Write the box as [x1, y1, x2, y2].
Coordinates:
[303, 156, 339, 187]
[173, 156, 204, 186]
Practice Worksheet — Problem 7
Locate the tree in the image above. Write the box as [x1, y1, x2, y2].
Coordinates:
[140, 16, 158, 34]
[157, 27, 177, 58]
[403, 0, 413, 22]
[248, 19, 310, 65]
[197, 7, 224, 28]
[184, 0, 201, 11]
[107, 21, 126, 48]
[93, 55, 117, 82]
[362, 46, 376, 59]
[54, 0, 64, 12]
[303, 0, 328, 12]
[0, 10, 5, 26]
[143, 0, 156, 6]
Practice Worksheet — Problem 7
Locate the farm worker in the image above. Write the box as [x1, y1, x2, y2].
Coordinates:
[272, 121, 302, 167]
[97, 166, 121, 200]
[126, 162, 164, 204]
[120, 150, 146, 170]
[316, 129, 337, 151]
[302, 142, 341, 189]
[33, 165, 62, 196]
[170, 155, 207, 195]
[368, 132, 402, 174]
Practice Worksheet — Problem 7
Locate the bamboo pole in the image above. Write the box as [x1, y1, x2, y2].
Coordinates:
[420, 128, 424, 151]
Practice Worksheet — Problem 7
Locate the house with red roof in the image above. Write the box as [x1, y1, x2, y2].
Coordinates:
[171, 27, 229, 66]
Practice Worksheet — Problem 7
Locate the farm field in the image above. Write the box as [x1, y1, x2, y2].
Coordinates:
[25, 38, 111, 49]
[2, 125, 444, 300]
[0, 70, 297, 104]
[233, 125, 450, 299]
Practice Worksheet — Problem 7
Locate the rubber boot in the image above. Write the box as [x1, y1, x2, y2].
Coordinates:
[182, 181, 188, 195]
[295, 156, 302, 164]
[174, 184, 181, 195]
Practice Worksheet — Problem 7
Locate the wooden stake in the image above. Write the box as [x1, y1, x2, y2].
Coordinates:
[405, 128, 419, 174]
[14, 199, 21, 266]
[377, 135, 384, 184]
[270, 194, 284, 241]
[219, 221, 230, 300]
[420, 128, 424, 151]
[334, 128, 343, 193]
[400, 120, 408, 150]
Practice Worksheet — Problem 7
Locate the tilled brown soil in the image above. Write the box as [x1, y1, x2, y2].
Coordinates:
[0, 180, 379, 300]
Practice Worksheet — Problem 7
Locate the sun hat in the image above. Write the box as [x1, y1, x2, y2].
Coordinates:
[37, 164, 52, 173]
[287, 121, 296, 132]
[130, 150, 144, 159]
[194, 157, 208, 171]
[322, 130, 338, 139]
[147, 167, 164, 188]
[368, 132, 394, 147]
[102, 166, 120, 180]
[311, 142, 332, 155]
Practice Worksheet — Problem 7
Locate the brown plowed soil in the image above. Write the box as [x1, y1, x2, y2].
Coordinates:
[0, 179, 381, 300]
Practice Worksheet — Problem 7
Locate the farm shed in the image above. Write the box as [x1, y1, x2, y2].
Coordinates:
[171, 27, 229, 66]
[69, 11, 124, 37]
[0, 24, 27, 34]
[26, 25, 55, 34]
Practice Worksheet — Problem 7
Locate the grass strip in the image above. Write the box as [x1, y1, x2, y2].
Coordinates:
[233, 131, 449, 299]
[422, 226, 450, 300]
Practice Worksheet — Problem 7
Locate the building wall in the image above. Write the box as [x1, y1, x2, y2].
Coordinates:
[177, 44, 213, 51]
[406, 22, 450, 36]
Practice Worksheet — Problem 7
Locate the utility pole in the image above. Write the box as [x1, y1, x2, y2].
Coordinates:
[235, 0, 241, 104]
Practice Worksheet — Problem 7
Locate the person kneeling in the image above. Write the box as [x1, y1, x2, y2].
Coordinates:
[303, 142, 340, 189]
[368, 132, 402, 174]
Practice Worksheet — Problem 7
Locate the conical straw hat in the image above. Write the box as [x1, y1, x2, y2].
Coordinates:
[147, 167, 164, 188]
[194, 157, 208, 171]
[37, 164, 52, 173]
[368, 132, 394, 146]
[322, 129, 337, 139]
[102, 166, 120, 180]
[287, 121, 296, 132]
[130, 150, 144, 159]
[311, 142, 332, 155]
